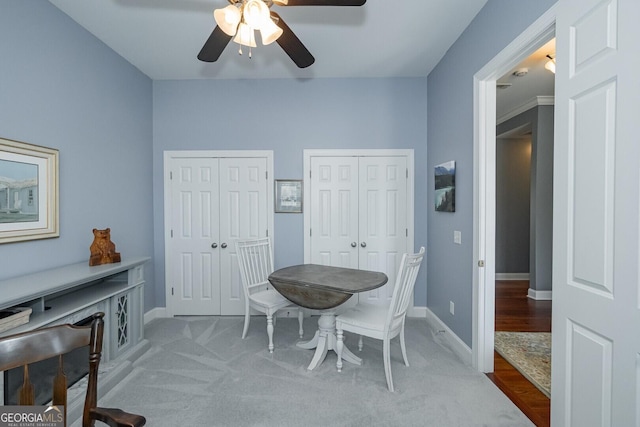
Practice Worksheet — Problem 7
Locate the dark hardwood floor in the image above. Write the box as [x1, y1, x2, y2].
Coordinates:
[486, 280, 551, 427]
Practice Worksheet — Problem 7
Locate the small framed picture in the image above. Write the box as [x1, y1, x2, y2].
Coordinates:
[275, 180, 302, 213]
[0, 137, 59, 243]
[435, 160, 455, 212]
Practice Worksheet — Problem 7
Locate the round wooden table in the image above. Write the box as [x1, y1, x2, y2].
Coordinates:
[268, 264, 388, 370]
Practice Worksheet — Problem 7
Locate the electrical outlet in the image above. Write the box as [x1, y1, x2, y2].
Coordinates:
[454, 230, 462, 244]
[449, 301, 455, 315]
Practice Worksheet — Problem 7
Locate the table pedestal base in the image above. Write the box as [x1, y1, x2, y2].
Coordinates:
[297, 310, 361, 370]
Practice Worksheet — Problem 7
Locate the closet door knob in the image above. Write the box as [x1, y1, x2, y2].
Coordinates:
[360, 242, 367, 248]
[351, 242, 357, 248]
[221, 243, 228, 249]
[211, 243, 218, 249]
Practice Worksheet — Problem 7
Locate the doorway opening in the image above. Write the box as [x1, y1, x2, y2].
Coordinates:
[471, 5, 557, 374]
[490, 37, 556, 426]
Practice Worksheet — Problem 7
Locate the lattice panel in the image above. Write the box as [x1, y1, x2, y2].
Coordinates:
[116, 293, 130, 349]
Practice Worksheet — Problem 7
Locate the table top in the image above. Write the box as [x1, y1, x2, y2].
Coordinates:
[268, 264, 388, 310]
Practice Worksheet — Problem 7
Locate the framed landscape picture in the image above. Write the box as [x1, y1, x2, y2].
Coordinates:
[0, 138, 59, 243]
[275, 179, 302, 213]
[435, 160, 455, 212]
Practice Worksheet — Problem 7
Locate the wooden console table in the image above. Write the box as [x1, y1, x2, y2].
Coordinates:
[0, 257, 151, 423]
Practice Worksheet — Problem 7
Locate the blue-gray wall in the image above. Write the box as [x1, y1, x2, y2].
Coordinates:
[496, 136, 531, 274]
[0, 1, 428, 315]
[427, 0, 556, 346]
[497, 106, 554, 292]
[0, 1, 155, 309]
[152, 78, 429, 308]
[1, 0, 560, 342]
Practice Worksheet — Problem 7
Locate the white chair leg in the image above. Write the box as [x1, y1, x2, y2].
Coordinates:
[400, 323, 409, 366]
[383, 338, 394, 392]
[242, 309, 250, 339]
[358, 335, 363, 351]
[336, 328, 344, 372]
[298, 309, 304, 338]
[266, 314, 274, 353]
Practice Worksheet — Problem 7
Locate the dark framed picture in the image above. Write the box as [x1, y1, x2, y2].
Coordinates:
[0, 137, 59, 243]
[275, 179, 302, 213]
[435, 160, 455, 212]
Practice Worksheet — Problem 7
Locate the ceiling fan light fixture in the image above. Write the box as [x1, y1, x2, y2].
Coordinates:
[199, 0, 366, 67]
[260, 18, 283, 45]
[234, 22, 257, 48]
[214, 5, 241, 36]
[243, 0, 270, 29]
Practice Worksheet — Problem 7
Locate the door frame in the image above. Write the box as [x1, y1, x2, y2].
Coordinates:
[163, 150, 274, 317]
[472, 6, 557, 372]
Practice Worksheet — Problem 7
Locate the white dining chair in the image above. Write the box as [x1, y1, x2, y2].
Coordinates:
[235, 237, 304, 353]
[335, 247, 425, 391]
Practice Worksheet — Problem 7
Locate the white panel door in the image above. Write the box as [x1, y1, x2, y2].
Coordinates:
[308, 154, 410, 305]
[169, 158, 221, 315]
[166, 153, 272, 316]
[219, 157, 269, 315]
[552, 0, 640, 425]
[309, 156, 359, 269]
[358, 156, 408, 304]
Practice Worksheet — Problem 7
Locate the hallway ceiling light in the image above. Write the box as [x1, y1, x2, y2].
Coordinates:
[545, 54, 556, 73]
[512, 68, 528, 77]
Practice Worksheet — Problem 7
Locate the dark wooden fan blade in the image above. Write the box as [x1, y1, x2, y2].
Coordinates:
[277, 0, 366, 5]
[271, 12, 315, 68]
[197, 26, 233, 62]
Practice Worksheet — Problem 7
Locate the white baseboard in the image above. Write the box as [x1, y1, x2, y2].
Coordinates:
[144, 307, 167, 324]
[144, 307, 308, 322]
[408, 306, 427, 318]
[144, 305, 437, 322]
[424, 308, 472, 366]
[527, 288, 552, 300]
[276, 308, 305, 318]
[495, 273, 530, 281]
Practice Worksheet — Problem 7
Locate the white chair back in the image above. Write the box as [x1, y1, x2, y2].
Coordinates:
[235, 237, 274, 299]
[385, 247, 425, 333]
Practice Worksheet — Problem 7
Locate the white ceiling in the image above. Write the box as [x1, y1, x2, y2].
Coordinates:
[48, 0, 489, 80]
[47, 0, 554, 119]
[496, 38, 556, 120]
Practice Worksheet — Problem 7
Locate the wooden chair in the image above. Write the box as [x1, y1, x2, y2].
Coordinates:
[0, 312, 146, 427]
[235, 237, 304, 352]
[335, 247, 425, 392]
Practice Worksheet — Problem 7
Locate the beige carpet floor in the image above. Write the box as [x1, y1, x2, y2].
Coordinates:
[494, 331, 551, 398]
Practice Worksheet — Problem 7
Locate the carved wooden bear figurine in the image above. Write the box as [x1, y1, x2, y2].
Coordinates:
[89, 228, 121, 266]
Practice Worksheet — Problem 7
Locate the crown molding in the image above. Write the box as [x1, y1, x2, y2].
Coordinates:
[497, 95, 555, 125]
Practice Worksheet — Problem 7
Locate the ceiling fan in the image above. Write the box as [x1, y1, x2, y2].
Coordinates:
[198, 0, 366, 68]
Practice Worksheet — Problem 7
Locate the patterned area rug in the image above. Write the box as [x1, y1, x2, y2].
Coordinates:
[495, 331, 551, 398]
